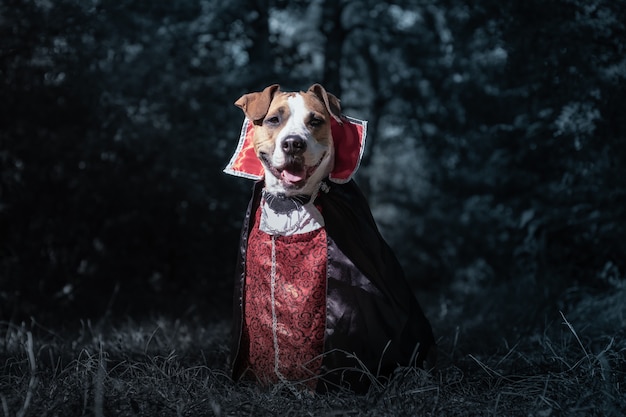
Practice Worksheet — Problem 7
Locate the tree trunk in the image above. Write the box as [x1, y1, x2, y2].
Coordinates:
[245, 0, 274, 86]
[321, 0, 345, 97]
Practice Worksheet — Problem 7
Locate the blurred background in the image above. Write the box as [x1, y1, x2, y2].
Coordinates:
[1, 0, 625, 340]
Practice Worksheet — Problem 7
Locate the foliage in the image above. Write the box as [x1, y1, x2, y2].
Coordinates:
[1, 0, 251, 318]
[2, 1, 625, 413]
[1, 0, 625, 334]
[0, 314, 624, 416]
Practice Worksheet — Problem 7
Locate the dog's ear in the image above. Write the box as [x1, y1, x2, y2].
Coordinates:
[235, 84, 280, 124]
[307, 84, 342, 123]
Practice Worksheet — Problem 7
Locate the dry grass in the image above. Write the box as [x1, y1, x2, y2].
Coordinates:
[1, 309, 624, 416]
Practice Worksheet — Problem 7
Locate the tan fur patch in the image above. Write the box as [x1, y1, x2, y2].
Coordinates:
[252, 92, 332, 157]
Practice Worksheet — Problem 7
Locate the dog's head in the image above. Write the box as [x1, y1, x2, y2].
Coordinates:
[234, 84, 342, 196]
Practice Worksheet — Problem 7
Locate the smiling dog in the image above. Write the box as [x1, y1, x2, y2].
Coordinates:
[225, 84, 435, 392]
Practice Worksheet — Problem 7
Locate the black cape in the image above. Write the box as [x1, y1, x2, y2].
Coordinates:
[230, 179, 435, 392]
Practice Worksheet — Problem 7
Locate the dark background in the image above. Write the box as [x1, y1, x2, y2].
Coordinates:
[2, 0, 625, 338]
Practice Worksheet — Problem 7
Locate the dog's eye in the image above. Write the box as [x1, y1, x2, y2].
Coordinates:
[264, 116, 280, 126]
[309, 117, 324, 127]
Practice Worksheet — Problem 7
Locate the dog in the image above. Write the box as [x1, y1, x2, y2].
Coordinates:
[225, 84, 435, 392]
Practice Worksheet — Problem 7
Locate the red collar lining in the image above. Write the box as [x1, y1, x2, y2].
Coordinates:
[224, 116, 367, 183]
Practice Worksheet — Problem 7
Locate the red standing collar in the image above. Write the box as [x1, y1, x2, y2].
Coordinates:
[224, 116, 367, 184]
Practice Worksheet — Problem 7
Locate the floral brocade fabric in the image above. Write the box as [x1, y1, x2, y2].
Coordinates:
[240, 207, 327, 390]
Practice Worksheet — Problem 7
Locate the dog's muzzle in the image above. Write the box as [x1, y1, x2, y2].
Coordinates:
[259, 141, 326, 189]
[281, 136, 307, 156]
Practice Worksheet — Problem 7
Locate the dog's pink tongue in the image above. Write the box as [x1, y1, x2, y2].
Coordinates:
[281, 167, 306, 184]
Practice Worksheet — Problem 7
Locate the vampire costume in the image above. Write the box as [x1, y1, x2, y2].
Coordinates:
[225, 116, 436, 393]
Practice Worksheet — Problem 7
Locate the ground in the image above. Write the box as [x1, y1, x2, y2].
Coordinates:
[1, 294, 624, 417]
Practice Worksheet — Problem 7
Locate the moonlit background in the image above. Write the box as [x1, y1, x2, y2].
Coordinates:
[2, 0, 625, 341]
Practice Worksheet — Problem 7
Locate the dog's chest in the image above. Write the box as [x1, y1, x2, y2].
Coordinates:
[242, 206, 327, 388]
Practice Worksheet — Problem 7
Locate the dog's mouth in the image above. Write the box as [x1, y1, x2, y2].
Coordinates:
[259, 153, 325, 189]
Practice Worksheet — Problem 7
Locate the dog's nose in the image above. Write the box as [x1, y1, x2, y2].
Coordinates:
[281, 136, 307, 155]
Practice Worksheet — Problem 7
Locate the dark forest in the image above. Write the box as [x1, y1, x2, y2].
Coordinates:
[1, 0, 625, 415]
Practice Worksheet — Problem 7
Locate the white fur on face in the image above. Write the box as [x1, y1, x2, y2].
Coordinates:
[263, 93, 333, 196]
[269, 94, 328, 168]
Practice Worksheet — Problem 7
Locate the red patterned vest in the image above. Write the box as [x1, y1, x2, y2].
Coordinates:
[239, 206, 327, 390]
